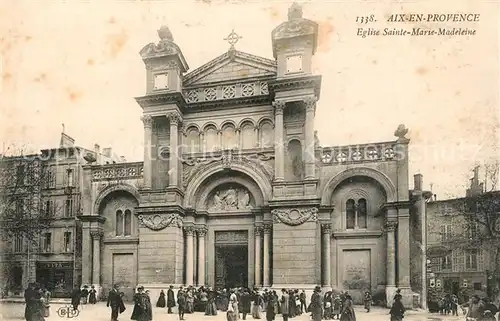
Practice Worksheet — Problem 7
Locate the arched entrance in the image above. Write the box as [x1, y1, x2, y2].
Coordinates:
[187, 167, 269, 288]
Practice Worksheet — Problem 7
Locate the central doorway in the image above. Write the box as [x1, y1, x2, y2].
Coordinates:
[215, 245, 248, 289]
[214, 230, 249, 289]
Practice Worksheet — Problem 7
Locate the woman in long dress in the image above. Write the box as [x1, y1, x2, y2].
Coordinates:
[339, 294, 356, 321]
[42, 288, 50, 318]
[226, 289, 239, 321]
[186, 290, 194, 313]
[265, 293, 276, 321]
[310, 286, 323, 321]
[205, 288, 218, 316]
[389, 295, 405, 321]
[88, 286, 97, 304]
[156, 290, 166, 308]
[251, 290, 263, 319]
[131, 286, 152, 321]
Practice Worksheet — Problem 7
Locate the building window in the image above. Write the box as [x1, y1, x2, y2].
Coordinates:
[153, 73, 169, 90]
[467, 222, 478, 239]
[64, 199, 73, 217]
[13, 235, 23, 252]
[44, 200, 53, 217]
[116, 209, 132, 236]
[441, 224, 452, 241]
[42, 233, 52, 252]
[16, 198, 24, 215]
[66, 169, 74, 187]
[63, 232, 72, 252]
[441, 254, 452, 270]
[466, 249, 478, 270]
[16, 165, 25, 186]
[473, 282, 482, 290]
[46, 166, 56, 189]
[346, 198, 368, 229]
[286, 55, 303, 73]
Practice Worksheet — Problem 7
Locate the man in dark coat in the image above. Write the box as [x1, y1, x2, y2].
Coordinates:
[107, 284, 125, 321]
[167, 285, 176, 314]
[240, 288, 251, 320]
[24, 283, 36, 321]
[177, 290, 186, 320]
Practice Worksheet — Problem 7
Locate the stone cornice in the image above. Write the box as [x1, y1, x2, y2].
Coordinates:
[332, 230, 383, 239]
[184, 74, 275, 90]
[78, 215, 106, 223]
[103, 237, 140, 245]
[382, 201, 413, 210]
[268, 75, 322, 99]
[135, 91, 186, 109]
[269, 198, 321, 208]
[185, 95, 272, 112]
[134, 205, 185, 215]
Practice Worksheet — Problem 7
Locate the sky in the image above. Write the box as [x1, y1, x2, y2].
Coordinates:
[0, 0, 498, 199]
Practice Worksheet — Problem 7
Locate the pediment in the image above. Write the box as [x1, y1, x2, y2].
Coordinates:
[183, 50, 277, 87]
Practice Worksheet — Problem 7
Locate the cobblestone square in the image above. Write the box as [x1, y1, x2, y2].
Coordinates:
[0, 303, 465, 321]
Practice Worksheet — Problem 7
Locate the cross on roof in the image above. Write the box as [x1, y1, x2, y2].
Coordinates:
[224, 29, 242, 50]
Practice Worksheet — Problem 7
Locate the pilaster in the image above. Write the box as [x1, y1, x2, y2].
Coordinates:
[304, 97, 317, 180]
[184, 225, 195, 286]
[141, 115, 153, 189]
[272, 100, 285, 181]
[263, 224, 272, 287]
[254, 225, 263, 287]
[321, 223, 331, 287]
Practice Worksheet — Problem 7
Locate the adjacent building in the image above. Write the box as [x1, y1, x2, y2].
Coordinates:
[77, 3, 428, 307]
[427, 167, 497, 299]
[0, 132, 121, 297]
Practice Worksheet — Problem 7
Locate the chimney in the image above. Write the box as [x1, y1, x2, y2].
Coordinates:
[414, 174, 423, 191]
[94, 144, 100, 154]
[103, 148, 112, 158]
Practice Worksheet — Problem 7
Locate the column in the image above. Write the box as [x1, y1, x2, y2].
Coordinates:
[141, 115, 153, 189]
[185, 226, 195, 286]
[397, 209, 411, 287]
[254, 226, 263, 287]
[254, 126, 259, 148]
[236, 128, 241, 149]
[217, 130, 223, 150]
[322, 223, 332, 286]
[90, 230, 103, 285]
[385, 220, 397, 287]
[199, 132, 205, 153]
[303, 97, 316, 179]
[168, 112, 181, 187]
[263, 224, 272, 287]
[197, 227, 207, 286]
[272, 101, 285, 181]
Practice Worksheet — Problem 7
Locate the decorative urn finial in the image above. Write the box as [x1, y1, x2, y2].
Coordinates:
[288, 2, 303, 20]
[394, 124, 409, 140]
[157, 25, 174, 42]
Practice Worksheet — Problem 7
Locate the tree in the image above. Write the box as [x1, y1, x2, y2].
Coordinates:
[0, 151, 58, 287]
[448, 162, 500, 301]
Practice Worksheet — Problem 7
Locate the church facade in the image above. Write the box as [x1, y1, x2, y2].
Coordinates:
[79, 4, 427, 306]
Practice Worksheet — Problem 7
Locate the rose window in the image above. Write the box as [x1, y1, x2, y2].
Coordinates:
[204, 88, 217, 101]
[222, 85, 236, 99]
[241, 84, 255, 97]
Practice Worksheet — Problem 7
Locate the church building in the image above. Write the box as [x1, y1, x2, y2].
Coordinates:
[79, 3, 428, 307]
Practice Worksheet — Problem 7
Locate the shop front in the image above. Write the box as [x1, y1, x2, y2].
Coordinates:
[36, 261, 74, 298]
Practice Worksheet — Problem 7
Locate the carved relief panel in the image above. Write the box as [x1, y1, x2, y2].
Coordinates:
[206, 184, 254, 212]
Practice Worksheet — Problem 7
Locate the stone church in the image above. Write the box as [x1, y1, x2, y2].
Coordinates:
[79, 3, 428, 306]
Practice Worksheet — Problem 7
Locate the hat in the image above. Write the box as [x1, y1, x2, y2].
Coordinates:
[137, 286, 145, 291]
[314, 286, 321, 292]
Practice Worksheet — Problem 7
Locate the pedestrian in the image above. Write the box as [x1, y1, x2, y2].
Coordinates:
[280, 289, 290, 321]
[265, 291, 276, 321]
[299, 290, 306, 314]
[41, 288, 50, 317]
[80, 285, 89, 305]
[107, 284, 125, 321]
[226, 289, 239, 321]
[70, 286, 81, 311]
[131, 286, 151, 321]
[177, 290, 186, 320]
[88, 286, 97, 304]
[389, 294, 405, 321]
[310, 286, 323, 321]
[339, 294, 355, 321]
[239, 288, 251, 320]
[156, 290, 166, 308]
[24, 283, 37, 321]
[167, 285, 176, 314]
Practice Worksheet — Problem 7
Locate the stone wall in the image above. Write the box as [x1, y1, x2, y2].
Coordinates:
[272, 220, 318, 286]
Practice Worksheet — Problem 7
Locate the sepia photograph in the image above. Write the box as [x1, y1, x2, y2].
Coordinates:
[0, 1, 498, 321]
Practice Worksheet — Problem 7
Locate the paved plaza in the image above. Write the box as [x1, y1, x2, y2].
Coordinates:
[0, 302, 466, 321]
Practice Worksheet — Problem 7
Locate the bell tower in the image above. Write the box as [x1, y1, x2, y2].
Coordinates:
[271, 3, 318, 78]
[139, 25, 189, 94]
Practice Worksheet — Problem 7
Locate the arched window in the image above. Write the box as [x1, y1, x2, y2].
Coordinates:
[205, 126, 218, 152]
[346, 199, 356, 229]
[116, 210, 124, 236]
[260, 121, 274, 148]
[116, 209, 132, 236]
[357, 198, 367, 228]
[345, 198, 369, 229]
[186, 128, 200, 154]
[222, 124, 237, 150]
[240, 123, 255, 149]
